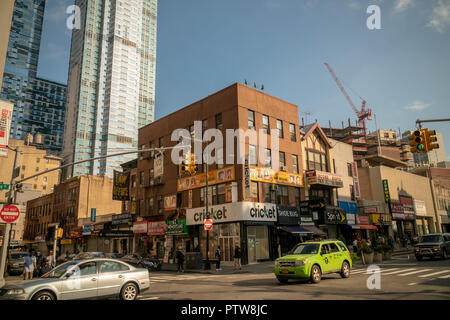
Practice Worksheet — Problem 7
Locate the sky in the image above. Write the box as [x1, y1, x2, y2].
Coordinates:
[37, 0, 450, 160]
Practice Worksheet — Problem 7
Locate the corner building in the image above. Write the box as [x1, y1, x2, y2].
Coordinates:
[135, 83, 304, 265]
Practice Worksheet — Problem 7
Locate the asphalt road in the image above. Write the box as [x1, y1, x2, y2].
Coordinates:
[137, 255, 450, 300]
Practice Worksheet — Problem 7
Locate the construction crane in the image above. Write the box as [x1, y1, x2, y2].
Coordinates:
[324, 62, 372, 137]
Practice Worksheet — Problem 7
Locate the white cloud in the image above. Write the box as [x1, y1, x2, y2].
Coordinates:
[405, 101, 431, 111]
[393, 0, 414, 13]
[428, 0, 450, 33]
[264, 0, 281, 9]
[346, 0, 384, 10]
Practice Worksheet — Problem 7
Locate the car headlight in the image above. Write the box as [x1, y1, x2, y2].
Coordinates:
[6, 288, 25, 295]
[414, 247, 419, 251]
[433, 247, 440, 251]
[295, 260, 307, 266]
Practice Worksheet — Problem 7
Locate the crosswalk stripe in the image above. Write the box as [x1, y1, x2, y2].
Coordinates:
[380, 268, 399, 273]
[419, 270, 450, 278]
[398, 269, 431, 276]
[382, 268, 416, 275]
[351, 270, 367, 274]
[438, 274, 450, 279]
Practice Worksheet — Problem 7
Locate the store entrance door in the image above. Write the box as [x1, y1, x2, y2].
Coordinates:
[247, 235, 257, 263]
[219, 236, 239, 262]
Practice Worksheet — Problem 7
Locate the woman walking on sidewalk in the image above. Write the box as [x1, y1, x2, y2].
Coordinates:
[215, 246, 222, 271]
[176, 248, 185, 273]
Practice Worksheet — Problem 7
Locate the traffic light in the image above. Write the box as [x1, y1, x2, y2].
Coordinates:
[57, 228, 64, 239]
[407, 129, 425, 153]
[15, 183, 23, 193]
[424, 129, 439, 152]
[180, 153, 199, 176]
[190, 153, 198, 175]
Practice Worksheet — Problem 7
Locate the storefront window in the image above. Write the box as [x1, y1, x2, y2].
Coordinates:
[247, 225, 270, 262]
[276, 185, 289, 205]
[200, 223, 240, 262]
[262, 183, 276, 204]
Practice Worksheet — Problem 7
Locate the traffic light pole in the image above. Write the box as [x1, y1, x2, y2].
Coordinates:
[416, 118, 450, 128]
[204, 152, 211, 270]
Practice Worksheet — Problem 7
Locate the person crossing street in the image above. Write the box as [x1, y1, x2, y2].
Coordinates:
[215, 246, 222, 271]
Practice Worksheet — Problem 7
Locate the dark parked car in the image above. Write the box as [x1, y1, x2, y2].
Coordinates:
[415, 233, 450, 261]
[7, 251, 28, 275]
[120, 254, 162, 271]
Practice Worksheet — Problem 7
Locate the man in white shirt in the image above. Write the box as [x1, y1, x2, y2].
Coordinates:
[23, 250, 37, 280]
[46, 250, 55, 269]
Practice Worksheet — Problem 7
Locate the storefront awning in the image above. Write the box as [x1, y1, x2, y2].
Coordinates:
[279, 226, 312, 236]
[301, 226, 327, 236]
[360, 225, 378, 230]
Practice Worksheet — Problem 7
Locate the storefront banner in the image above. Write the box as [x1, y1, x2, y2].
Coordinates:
[186, 202, 277, 225]
[0, 101, 13, 157]
[82, 224, 92, 236]
[338, 201, 358, 214]
[370, 213, 393, 224]
[177, 166, 235, 192]
[69, 228, 82, 239]
[352, 162, 360, 198]
[100, 230, 133, 238]
[164, 195, 177, 211]
[414, 200, 427, 216]
[358, 215, 371, 225]
[147, 221, 165, 235]
[390, 201, 405, 220]
[299, 215, 315, 226]
[299, 199, 327, 216]
[166, 218, 189, 235]
[60, 239, 73, 245]
[133, 221, 148, 234]
[249, 166, 303, 187]
[112, 170, 130, 200]
[112, 213, 135, 226]
[277, 205, 300, 225]
[364, 207, 377, 214]
[244, 156, 250, 198]
[305, 170, 343, 188]
[323, 206, 347, 225]
[346, 213, 356, 225]
[399, 195, 415, 220]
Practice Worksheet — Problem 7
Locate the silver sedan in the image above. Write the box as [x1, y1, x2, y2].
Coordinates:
[0, 258, 150, 300]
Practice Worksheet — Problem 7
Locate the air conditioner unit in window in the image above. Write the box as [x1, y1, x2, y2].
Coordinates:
[271, 184, 279, 191]
[280, 165, 287, 172]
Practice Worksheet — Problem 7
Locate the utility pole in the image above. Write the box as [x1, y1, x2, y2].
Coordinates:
[0, 146, 20, 287]
[204, 152, 211, 270]
[416, 118, 450, 128]
[48, 222, 58, 267]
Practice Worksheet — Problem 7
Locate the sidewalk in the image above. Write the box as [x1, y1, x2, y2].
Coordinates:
[161, 261, 274, 275]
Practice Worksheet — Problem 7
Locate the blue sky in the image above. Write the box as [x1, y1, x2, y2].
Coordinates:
[38, 0, 450, 159]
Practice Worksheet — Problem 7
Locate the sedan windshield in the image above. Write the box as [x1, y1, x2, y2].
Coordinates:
[11, 253, 28, 260]
[289, 244, 320, 255]
[41, 262, 78, 279]
[421, 235, 443, 243]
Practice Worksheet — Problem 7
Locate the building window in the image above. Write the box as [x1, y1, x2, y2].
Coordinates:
[35, 167, 39, 172]
[347, 163, 353, 177]
[262, 183, 276, 204]
[249, 145, 257, 165]
[131, 175, 136, 189]
[215, 113, 222, 129]
[276, 120, 283, 138]
[306, 150, 328, 172]
[248, 110, 255, 129]
[157, 197, 163, 214]
[139, 199, 144, 216]
[289, 123, 296, 141]
[139, 171, 144, 186]
[262, 115, 269, 134]
[264, 148, 271, 168]
[36, 158, 40, 163]
[276, 185, 289, 205]
[250, 181, 258, 201]
[292, 155, 298, 174]
[189, 124, 194, 137]
[350, 185, 356, 201]
[279, 152, 286, 170]
[158, 137, 163, 147]
[202, 119, 208, 131]
[148, 197, 154, 215]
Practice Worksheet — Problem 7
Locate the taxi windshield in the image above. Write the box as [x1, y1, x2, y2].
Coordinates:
[289, 244, 320, 255]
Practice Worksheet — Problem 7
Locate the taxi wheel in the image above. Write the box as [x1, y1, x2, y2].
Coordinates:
[277, 277, 288, 284]
[340, 261, 350, 278]
[120, 283, 138, 300]
[310, 265, 321, 284]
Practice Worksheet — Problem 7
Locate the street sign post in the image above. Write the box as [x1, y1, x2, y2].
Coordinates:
[0, 205, 20, 287]
[0, 204, 20, 223]
[0, 184, 9, 190]
[204, 219, 213, 231]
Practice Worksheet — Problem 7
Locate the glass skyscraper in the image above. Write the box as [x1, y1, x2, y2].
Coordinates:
[63, 0, 157, 178]
[0, 0, 67, 153]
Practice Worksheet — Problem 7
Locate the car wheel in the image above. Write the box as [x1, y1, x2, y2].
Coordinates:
[340, 261, 350, 278]
[415, 256, 422, 261]
[310, 265, 322, 284]
[443, 249, 448, 260]
[120, 283, 138, 301]
[32, 291, 55, 300]
[277, 277, 288, 284]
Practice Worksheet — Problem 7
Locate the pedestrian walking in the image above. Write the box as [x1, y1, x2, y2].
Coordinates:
[46, 249, 55, 269]
[352, 239, 358, 253]
[233, 245, 241, 270]
[41, 260, 52, 275]
[176, 248, 185, 273]
[23, 250, 36, 280]
[215, 246, 222, 271]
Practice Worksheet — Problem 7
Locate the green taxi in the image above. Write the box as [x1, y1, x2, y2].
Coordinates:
[274, 240, 352, 284]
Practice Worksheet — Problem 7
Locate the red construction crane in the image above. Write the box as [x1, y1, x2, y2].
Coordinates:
[324, 62, 372, 137]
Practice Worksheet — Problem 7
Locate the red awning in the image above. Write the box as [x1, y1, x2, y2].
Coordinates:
[359, 225, 378, 230]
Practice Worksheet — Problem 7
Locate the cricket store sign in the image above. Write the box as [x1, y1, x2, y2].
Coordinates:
[186, 202, 277, 225]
